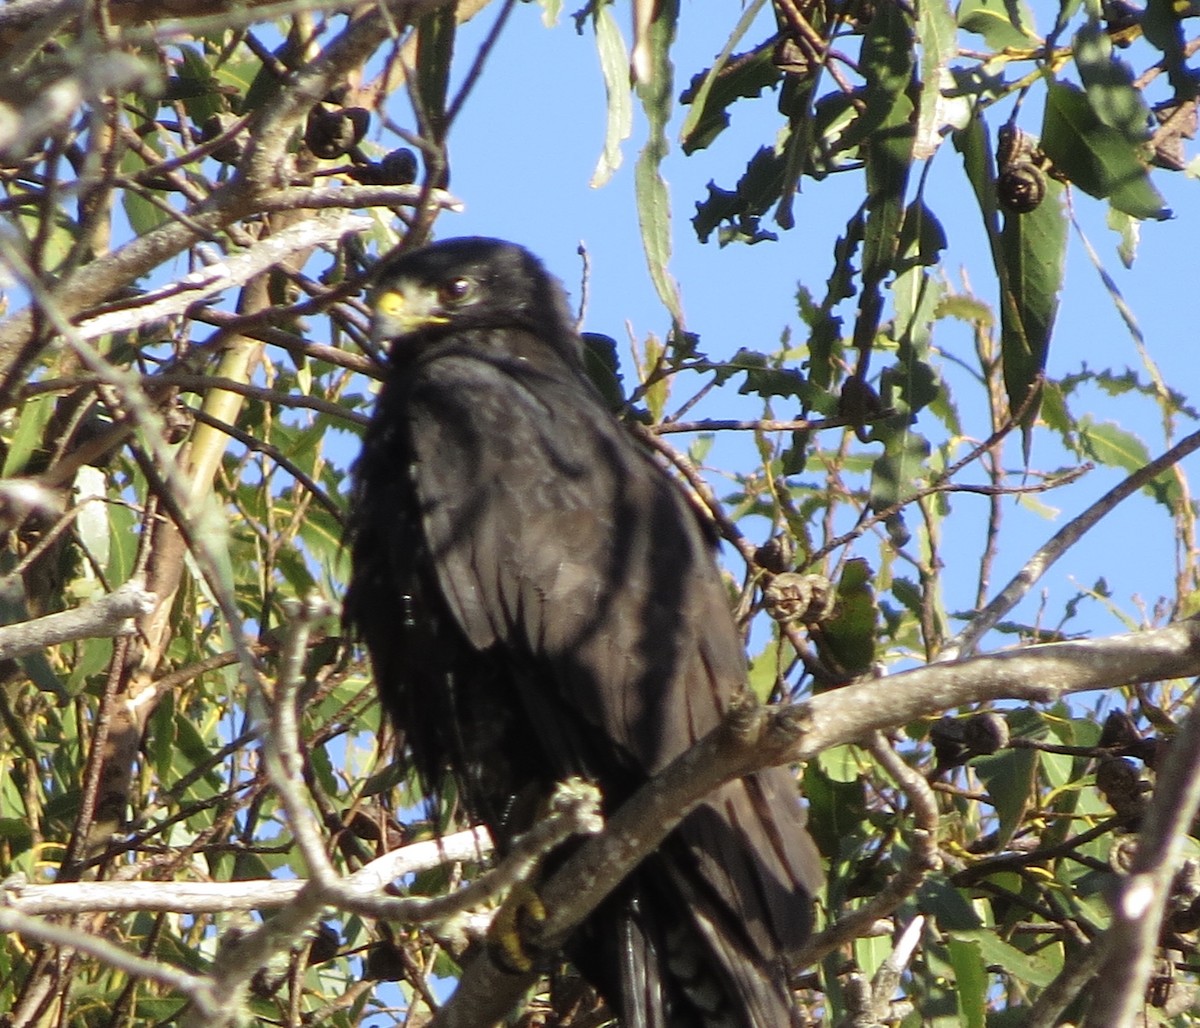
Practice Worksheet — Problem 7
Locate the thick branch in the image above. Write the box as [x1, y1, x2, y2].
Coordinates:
[0, 578, 155, 661]
[2, 827, 492, 916]
[432, 619, 1200, 1026]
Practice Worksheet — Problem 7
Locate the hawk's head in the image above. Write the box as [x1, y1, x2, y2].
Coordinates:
[370, 237, 580, 363]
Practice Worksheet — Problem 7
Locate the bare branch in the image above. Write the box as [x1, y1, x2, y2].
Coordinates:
[0, 578, 155, 661]
[840, 915, 924, 1027]
[2, 827, 494, 916]
[74, 212, 372, 341]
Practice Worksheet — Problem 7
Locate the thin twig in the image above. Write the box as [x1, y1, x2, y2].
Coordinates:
[0, 904, 220, 1017]
[798, 732, 941, 968]
[947, 428, 1200, 659]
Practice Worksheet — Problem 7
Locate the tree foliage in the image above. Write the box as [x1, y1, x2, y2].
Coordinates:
[0, 0, 1198, 1025]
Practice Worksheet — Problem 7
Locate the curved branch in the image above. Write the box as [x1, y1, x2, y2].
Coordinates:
[432, 618, 1200, 1026]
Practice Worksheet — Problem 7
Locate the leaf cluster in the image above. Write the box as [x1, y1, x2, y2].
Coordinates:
[0, 1, 1197, 1026]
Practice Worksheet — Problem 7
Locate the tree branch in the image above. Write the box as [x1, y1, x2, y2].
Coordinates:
[73, 211, 372, 341]
[431, 618, 1200, 1026]
[0, 826, 495, 916]
[0, 903, 221, 1019]
[0, 578, 155, 661]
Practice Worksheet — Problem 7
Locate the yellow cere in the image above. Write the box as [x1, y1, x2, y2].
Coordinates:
[376, 288, 408, 319]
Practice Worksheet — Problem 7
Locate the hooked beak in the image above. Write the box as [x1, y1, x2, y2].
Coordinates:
[371, 283, 450, 345]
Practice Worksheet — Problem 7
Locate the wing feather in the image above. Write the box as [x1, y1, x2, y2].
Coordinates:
[356, 319, 822, 1028]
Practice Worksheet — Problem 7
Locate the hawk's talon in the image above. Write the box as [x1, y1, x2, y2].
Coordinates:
[487, 881, 549, 974]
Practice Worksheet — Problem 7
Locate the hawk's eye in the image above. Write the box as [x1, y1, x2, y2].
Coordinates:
[437, 277, 474, 306]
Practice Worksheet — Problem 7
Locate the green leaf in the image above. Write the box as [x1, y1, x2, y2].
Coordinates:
[807, 210, 864, 391]
[536, 0, 562, 27]
[106, 498, 139, 584]
[1041, 80, 1171, 220]
[1079, 417, 1181, 510]
[211, 57, 260, 105]
[692, 146, 785, 245]
[678, 0, 776, 154]
[71, 467, 110, 581]
[173, 44, 222, 125]
[869, 420, 931, 508]
[974, 747, 1038, 848]
[590, 4, 633, 187]
[915, 0, 962, 158]
[1074, 19, 1152, 145]
[1142, 0, 1192, 98]
[953, 112, 1001, 237]
[816, 558, 878, 680]
[947, 937, 988, 1028]
[949, 929, 1060, 987]
[956, 0, 1040, 50]
[855, 932, 890, 978]
[416, 5, 456, 142]
[998, 166, 1067, 436]
[918, 876, 984, 930]
[14, 203, 75, 276]
[120, 136, 171, 235]
[0, 818, 33, 846]
[716, 347, 818, 404]
[633, 0, 683, 324]
[2, 392, 54, 477]
[803, 761, 868, 861]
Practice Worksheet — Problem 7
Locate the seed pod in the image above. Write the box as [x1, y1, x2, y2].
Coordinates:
[996, 123, 1052, 214]
[348, 147, 418, 186]
[304, 105, 369, 160]
[997, 163, 1047, 213]
[763, 572, 834, 624]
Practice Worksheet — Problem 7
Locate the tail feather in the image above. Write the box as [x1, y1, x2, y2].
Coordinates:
[570, 769, 818, 1027]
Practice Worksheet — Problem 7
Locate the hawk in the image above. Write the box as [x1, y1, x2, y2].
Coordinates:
[344, 237, 822, 1027]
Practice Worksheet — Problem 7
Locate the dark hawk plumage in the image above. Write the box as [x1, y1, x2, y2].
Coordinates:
[344, 237, 822, 1028]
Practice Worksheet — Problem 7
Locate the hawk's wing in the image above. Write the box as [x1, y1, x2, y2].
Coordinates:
[403, 335, 742, 775]
[362, 328, 821, 1025]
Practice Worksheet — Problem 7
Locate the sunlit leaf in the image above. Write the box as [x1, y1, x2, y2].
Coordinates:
[590, 4, 633, 187]
[914, 0, 962, 159]
[998, 169, 1067, 439]
[679, 1, 776, 154]
[1042, 80, 1171, 221]
[947, 937, 988, 1028]
[633, 0, 684, 323]
[956, 0, 1040, 49]
[975, 747, 1039, 849]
